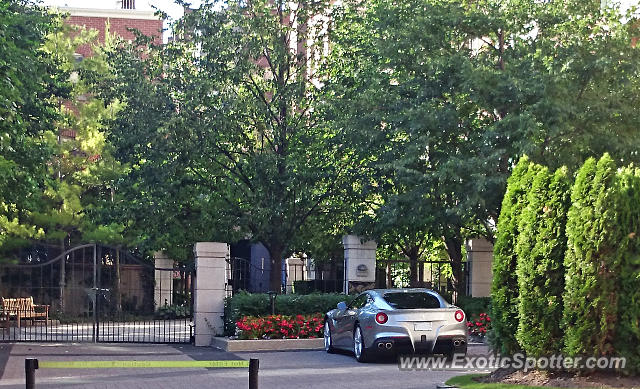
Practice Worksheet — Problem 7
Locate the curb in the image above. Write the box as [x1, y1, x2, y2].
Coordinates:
[211, 337, 324, 352]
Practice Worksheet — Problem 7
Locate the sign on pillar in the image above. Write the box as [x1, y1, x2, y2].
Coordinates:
[193, 242, 229, 346]
[342, 235, 377, 294]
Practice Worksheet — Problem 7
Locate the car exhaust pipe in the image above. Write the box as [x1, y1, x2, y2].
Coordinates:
[453, 339, 465, 347]
[378, 343, 385, 349]
[385, 342, 393, 349]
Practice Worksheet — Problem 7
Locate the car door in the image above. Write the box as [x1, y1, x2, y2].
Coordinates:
[340, 293, 369, 348]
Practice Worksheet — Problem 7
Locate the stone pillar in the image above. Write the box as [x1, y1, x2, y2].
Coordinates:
[193, 242, 229, 346]
[285, 257, 306, 293]
[466, 238, 494, 297]
[154, 251, 174, 309]
[342, 235, 377, 294]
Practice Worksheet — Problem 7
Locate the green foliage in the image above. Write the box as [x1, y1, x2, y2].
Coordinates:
[563, 155, 619, 359]
[515, 166, 570, 357]
[155, 304, 190, 320]
[327, 0, 501, 292]
[494, 153, 640, 371]
[457, 296, 491, 319]
[491, 156, 540, 354]
[612, 167, 640, 373]
[292, 281, 315, 295]
[224, 292, 348, 335]
[95, 0, 358, 277]
[0, 0, 67, 252]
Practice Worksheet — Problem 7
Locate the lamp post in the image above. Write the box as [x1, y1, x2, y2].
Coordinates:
[267, 291, 277, 315]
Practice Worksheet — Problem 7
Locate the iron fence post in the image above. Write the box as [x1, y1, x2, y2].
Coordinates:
[92, 244, 97, 343]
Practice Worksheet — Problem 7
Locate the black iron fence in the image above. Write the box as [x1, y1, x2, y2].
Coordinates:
[0, 244, 193, 343]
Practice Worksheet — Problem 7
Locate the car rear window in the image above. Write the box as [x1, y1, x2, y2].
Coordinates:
[383, 292, 441, 309]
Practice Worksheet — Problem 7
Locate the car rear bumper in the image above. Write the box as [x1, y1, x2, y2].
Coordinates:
[371, 335, 467, 355]
[367, 323, 467, 355]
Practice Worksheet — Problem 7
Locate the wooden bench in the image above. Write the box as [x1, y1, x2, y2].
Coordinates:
[1, 297, 49, 328]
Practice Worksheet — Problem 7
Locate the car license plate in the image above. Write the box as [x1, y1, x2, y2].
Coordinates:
[414, 322, 432, 331]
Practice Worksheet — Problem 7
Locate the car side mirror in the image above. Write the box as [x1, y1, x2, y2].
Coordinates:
[337, 301, 347, 311]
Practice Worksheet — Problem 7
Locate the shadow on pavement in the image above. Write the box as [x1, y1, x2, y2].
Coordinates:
[0, 343, 13, 379]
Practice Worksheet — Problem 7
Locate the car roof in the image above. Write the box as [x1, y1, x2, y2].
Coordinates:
[367, 288, 441, 295]
[364, 288, 451, 307]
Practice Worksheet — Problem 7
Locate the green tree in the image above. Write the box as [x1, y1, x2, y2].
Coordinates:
[0, 0, 69, 254]
[326, 0, 502, 294]
[27, 22, 126, 253]
[515, 166, 570, 357]
[466, 0, 640, 170]
[490, 156, 539, 354]
[327, 0, 640, 293]
[563, 155, 619, 358]
[97, 0, 358, 291]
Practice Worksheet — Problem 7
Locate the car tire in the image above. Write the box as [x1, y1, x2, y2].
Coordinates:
[446, 345, 467, 361]
[324, 320, 336, 354]
[353, 325, 371, 363]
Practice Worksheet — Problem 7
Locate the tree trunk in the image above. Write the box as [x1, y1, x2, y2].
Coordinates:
[444, 230, 466, 303]
[407, 246, 420, 287]
[268, 244, 284, 293]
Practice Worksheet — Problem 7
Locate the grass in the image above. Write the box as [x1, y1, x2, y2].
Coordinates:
[445, 374, 567, 389]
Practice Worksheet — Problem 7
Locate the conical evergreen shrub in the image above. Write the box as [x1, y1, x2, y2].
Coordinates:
[515, 166, 570, 357]
[612, 166, 640, 373]
[491, 156, 540, 354]
[563, 154, 620, 358]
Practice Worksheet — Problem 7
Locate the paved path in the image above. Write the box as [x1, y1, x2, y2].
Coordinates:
[0, 343, 490, 389]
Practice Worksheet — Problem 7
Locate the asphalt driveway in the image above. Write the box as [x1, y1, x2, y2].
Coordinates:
[0, 343, 489, 389]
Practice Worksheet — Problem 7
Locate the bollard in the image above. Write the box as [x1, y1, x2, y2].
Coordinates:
[248, 358, 259, 389]
[25, 358, 38, 389]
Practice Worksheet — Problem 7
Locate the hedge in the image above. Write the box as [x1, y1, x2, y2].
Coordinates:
[457, 296, 491, 318]
[491, 156, 540, 354]
[491, 154, 640, 372]
[224, 292, 349, 336]
[515, 166, 570, 357]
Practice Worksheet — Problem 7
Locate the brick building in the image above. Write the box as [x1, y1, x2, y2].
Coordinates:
[54, 2, 164, 142]
[59, 2, 163, 58]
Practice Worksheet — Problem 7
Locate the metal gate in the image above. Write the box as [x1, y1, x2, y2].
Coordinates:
[0, 244, 193, 343]
[375, 259, 468, 300]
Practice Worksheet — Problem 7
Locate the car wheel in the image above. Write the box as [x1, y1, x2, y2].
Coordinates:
[446, 345, 467, 361]
[353, 325, 371, 362]
[324, 320, 336, 354]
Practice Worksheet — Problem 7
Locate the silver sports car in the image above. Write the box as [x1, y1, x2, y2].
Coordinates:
[323, 288, 468, 362]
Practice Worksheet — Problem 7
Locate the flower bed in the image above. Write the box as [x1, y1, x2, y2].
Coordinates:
[235, 313, 324, 340]
[467, 312, 491, 339]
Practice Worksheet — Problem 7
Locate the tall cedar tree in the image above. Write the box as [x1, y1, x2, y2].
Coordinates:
[491, 156, 540, 354]
[563, 155, 619, 358]
[613, 167, 640, 373]
[515, 166, 570, 357]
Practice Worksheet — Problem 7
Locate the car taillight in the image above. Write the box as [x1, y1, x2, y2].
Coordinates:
[375, 312, 388, 324]
[454, 310, 465, 322]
